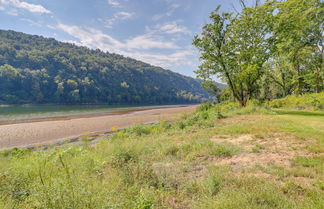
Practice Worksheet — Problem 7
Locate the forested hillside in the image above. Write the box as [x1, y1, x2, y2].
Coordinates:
[0, 30, 209, 104]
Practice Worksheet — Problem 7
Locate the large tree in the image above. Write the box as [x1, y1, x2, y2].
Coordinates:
[193, 3, 275, 106]
[274, 0, 324, 95]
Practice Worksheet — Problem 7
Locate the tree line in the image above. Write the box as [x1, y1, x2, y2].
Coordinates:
[0, 30, 209, 104]
[193, 0, 323, 106]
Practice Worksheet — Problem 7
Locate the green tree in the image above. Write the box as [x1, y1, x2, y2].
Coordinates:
[274, 0, 323, 95]
[201, 80, 221, 101]
[265, 57, 295, 97]
[193, 3, 274, 106]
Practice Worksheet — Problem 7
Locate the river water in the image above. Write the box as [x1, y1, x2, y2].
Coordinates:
[0, 104, 183, 125]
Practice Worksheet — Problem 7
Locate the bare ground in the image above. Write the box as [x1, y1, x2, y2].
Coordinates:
[0, 105, 197, 150]
[211, 133, 309, 169]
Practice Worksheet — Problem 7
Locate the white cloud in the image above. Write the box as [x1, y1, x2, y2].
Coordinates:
[56, 24, 123, 53]
[57, 23, 178, 51]
[107, 0, 121, 8]
[125, 50, 194, 68]
[126, 33, 177, 50]
[117, 11, 134, 20]
[63, 40, 83, 46]
[99, 11, 135, 28]
[0, 0, 51, 14]
[158, 22, 191, 34]
[56, 23, 192, 68]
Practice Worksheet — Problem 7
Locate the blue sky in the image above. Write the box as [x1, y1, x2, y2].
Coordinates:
[0, 0, 243, 77]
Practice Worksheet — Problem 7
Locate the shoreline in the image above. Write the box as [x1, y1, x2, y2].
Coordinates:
[0, 104, 189, 126]
[0, 105, 198, 150]
[1, 121, 158, 152]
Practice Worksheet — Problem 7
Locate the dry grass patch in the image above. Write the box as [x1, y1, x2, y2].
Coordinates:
[210, 133, 313, 170]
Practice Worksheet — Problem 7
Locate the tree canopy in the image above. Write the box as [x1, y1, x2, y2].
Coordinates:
[0, 30, 213, 104]
[193, 0, 323, 106]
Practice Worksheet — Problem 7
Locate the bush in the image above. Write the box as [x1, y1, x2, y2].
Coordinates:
[267, 92, 324, 110]
[124, 124, 152, 136]
[197, 101, 215, 112]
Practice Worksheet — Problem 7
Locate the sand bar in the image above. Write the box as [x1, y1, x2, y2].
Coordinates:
[0, 105, 197, 149]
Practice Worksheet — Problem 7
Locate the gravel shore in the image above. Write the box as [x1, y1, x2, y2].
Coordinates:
[0, 105, 197, 150]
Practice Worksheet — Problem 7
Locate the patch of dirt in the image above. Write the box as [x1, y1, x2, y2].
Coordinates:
[152, 161, 208, 179]
[184, 164, 208, 178]
[210, 133, 310, 170]
[219, 114, 265, 125]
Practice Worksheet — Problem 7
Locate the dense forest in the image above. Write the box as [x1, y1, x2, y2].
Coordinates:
[194, 0, 323, 106]
[0, 30, 211, 104]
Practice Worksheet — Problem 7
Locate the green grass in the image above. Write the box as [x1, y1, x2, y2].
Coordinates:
[0, 95, 323, 208]
[273, 109, 324, 117]
[251, 143, 264, 153]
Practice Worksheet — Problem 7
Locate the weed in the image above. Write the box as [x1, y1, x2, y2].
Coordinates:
[252, 143, 264, 153]
[292, 156, 324, 168]
[209, 142, 240, 157]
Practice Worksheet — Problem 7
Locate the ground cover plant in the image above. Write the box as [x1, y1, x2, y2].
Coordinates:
[0, 93, 323, 208]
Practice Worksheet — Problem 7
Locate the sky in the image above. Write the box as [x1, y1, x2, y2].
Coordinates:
[0, 0, 243, 78]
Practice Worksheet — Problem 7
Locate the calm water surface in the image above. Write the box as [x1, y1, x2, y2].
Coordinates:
[0, 104, 181, 124]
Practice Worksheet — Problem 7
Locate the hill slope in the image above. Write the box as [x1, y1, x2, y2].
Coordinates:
[0, 29, 209, 104]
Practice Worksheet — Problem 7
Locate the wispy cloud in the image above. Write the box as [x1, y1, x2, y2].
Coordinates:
[107, 0, 121, 8]
[126, 50, 194, 68]
[56, 23, 124, 53]
[126, 33, 177, 50]
[0, 0, 51, 14]
[56, 23, 192, 68]
[57, 23, 178, 51]
[157, 21, 191, 34]
[6, 8, 18, 16]
[152, 1, 180, 21]
[99, 11, 135, 28]
[20, 18, 42, 26]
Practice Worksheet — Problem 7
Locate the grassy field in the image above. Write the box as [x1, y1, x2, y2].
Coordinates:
[0, 94, 323, 208]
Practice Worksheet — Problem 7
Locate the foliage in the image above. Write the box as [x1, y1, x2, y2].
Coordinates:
[273, 0, 324, 95]
[267, 92, 324, 110]
[193, 0, 323, 106]
[193, 3, 275, 107]
[0, 30, 209, 104]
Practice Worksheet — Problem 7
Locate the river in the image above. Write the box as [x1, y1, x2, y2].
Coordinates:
[0, 104, 186, 125]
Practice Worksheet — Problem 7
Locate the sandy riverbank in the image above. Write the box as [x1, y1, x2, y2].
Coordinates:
[0, 105, 197, 149]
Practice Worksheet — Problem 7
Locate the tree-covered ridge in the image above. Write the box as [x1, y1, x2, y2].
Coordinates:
[0, 29, 209, 104]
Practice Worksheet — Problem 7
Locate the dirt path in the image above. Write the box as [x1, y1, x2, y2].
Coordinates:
[0, 105, 197, 150]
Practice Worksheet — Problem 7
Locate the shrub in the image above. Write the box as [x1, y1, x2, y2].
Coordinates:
[109, 148, 137, 168]
[197, 101, 215, 112]
[124, 124, 152, 136]
[208, 142, 240, 157]
[267, 92, 324, 110]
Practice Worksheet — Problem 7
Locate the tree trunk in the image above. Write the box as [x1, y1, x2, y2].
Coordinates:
[295, 62, 303, 95]
[315, 67, 322, 93]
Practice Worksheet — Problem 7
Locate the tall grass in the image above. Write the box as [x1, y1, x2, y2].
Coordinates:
[0, 94, 323, 208]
